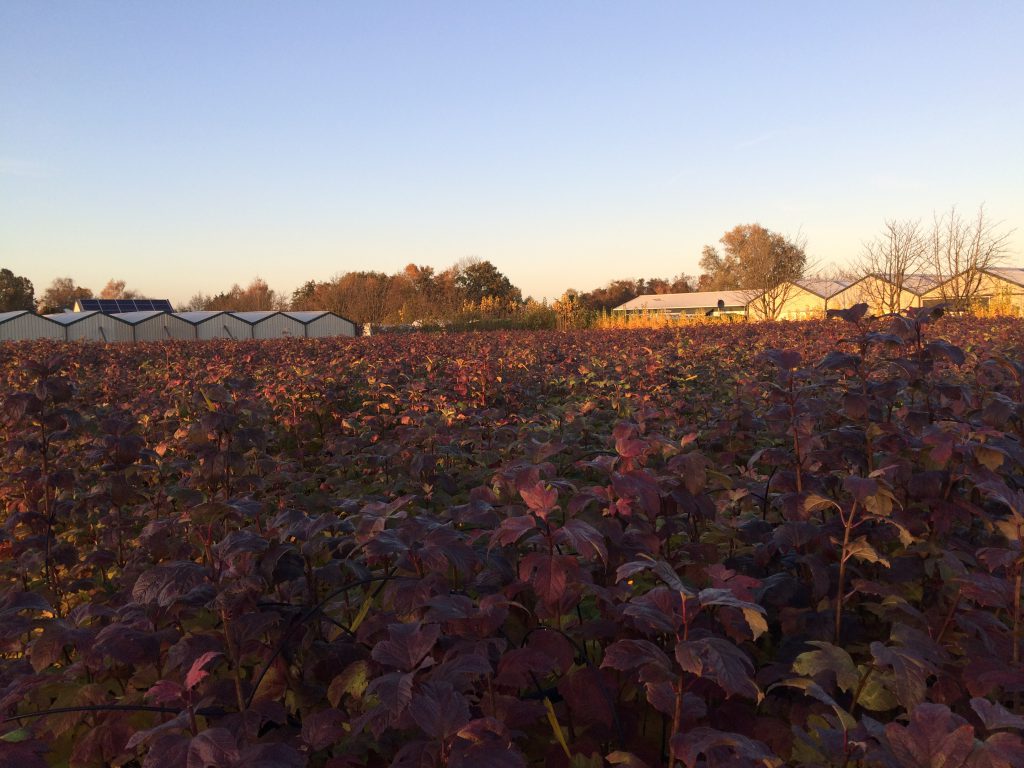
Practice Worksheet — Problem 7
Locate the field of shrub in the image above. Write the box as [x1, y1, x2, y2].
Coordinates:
[3, 311, 1024, 767]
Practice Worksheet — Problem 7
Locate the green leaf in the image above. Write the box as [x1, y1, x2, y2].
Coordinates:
[328, 660, 370, 706]
[843, 536, 890, 567]
[792, 641, 860, 692]
[855, 667, 900, 712]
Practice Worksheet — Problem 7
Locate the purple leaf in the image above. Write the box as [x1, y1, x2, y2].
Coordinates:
[671, 727, 778, 766]
[884, 703, 974, 768]
[553, 519, 607, 562]
[970, 697, 1024, 732]
[489, 515, 537, 549]
[302, 708, 348, 752]
[675, 637, 760, 701]
[408, 680, 471, 740]
[372, 622, 440, 671]
[238, 742, 307, 768]
[132, 561, 208, 607]
[186, 728, 239, 768]
[601, 639, 673, 677]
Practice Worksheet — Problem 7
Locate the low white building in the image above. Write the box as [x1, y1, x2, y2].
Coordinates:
[175, 311, 252, 340]
[44, 311, 134, 342]
[113, 311, 195, 341]
[0, 311, 66, 341]
[612, 290, 749, 317]
[232, 311, 306, 339]
[282, 311, 358, 338]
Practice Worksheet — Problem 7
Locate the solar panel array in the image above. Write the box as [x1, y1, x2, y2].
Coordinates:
[77, 298, 174, 313]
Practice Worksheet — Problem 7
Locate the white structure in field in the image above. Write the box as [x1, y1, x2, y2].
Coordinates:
[44, 311, 135, 342]
[232, 311, 306, 339]
[113, 311, 195, 341]
[282, 311, 358, 338]
[612, 290, 749, 317]
[175, 311, 252, 340]
[0, 311, 66, 341]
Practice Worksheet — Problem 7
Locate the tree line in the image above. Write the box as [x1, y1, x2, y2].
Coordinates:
[2, 205, 1014, 324]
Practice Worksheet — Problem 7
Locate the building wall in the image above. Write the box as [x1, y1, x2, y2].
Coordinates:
[195, 315, 252, 340]
[772, 285, 827, 320]
[250, 314, 305, 339]
[0, 313, 66, 341]
[920, 273, 1024, 313]
[831, 277, 921, 316]
[133, 315, 196, 341]
[305, 315, 358, 338]
[65, 316, 134, 342]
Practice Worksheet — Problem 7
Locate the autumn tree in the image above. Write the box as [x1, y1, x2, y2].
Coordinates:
[37, 277, 92, 314]
[928, 205, 1014, 309]
[0, 268, 35, 312]
[99, 279, 142, 300]
[455, 259, 522, 305]
[701, 224, 807, 319]
[698, 245, 741, 290]
[182, 277, 284, 312]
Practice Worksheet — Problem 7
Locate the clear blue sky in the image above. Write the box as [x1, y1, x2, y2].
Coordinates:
[2, 1, 1022, 305]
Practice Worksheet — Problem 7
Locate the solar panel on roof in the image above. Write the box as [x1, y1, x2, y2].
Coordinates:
[77, 298, 174, 312]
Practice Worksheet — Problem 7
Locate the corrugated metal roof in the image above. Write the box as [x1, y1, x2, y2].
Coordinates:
[44, 311, 102, 325]
[0, 310, 30, 324]
[902, 274, 943, 294]
[111, 311, 166, 324]
[231, 311, 279, 324]
[174, 311, 226, 323]
[795, 278, 851, 298]
[984, 267, 1024, 288]
[613, 290, 750, 312]
[283, 311, 329, 323]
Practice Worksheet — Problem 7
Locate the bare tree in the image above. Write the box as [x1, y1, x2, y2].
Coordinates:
[857, 218, 927, 314]
[929, 205, 1014, 309]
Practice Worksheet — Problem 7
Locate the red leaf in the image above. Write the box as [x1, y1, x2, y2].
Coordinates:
[185, 651, 223, 691]
[519, 552, 569, 606]
[490, 515, 537, 549]
[553, 518, 607, 563]
[146, 679, 185, 706]
[520, 482, 558, 519]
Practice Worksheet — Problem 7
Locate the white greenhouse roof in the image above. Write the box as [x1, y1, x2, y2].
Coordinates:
[111, 311, 167, 324]
[283, 311, 330, 323]
[174, 311, 228, 323]
[231, 311, 279, 324]
[613, 290, 750, 312]
[44, 311, 103, 325]
[901, 274, 943, 295]
[984, 267, 1024, 288]
[795, 278, 851, 298]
